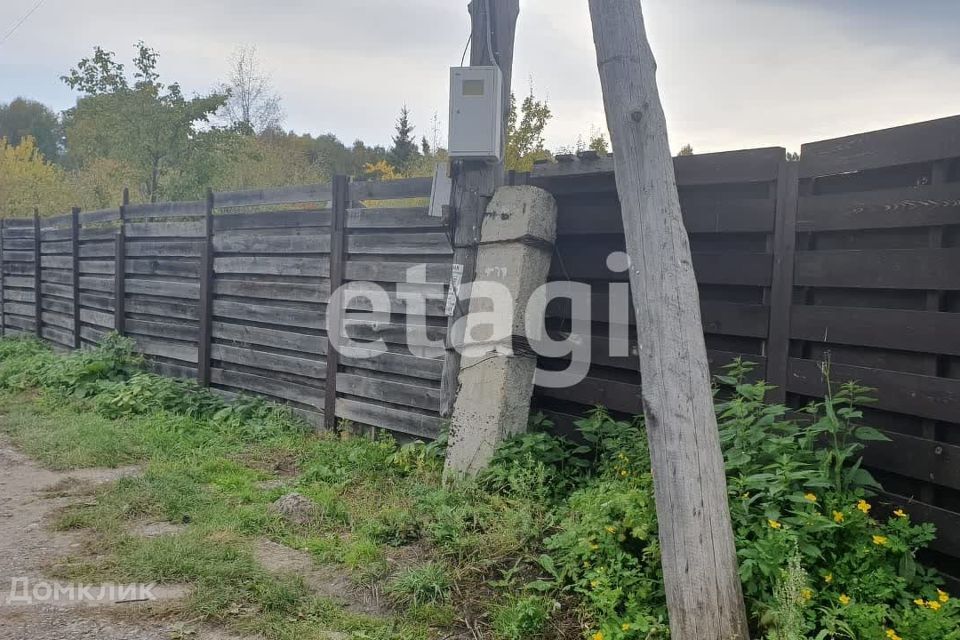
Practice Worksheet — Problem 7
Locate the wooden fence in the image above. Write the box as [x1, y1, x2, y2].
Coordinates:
[524, 114, 960, 588]
[0, 176, 450, 439]
[1, 114, 958, 584]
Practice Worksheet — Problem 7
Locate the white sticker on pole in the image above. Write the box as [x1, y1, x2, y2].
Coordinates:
[445, 263, 465, 317]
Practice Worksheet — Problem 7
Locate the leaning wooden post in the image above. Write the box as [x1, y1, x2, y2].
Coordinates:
[71, 206, 81, 349]
[324, 175, 349, 431]
[587, 2, 750, 638]
[439, 0, 520, 417]
[196, 188, 215, 386]
[33, 209, 42, 340]
[113, 189, 128, 337]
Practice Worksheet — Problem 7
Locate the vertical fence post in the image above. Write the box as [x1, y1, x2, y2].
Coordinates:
[71, 207, 81, 349]
[33, 209, 41, 340]
[0, 220, 5, 338]
[113, 189, 128, 336]
[324, 175, 349, 430]
[196, 188, 214, 387]
[765, 158, 800, 403]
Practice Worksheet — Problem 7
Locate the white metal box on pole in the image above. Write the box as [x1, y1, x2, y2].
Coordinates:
[448, 66, 503, 162]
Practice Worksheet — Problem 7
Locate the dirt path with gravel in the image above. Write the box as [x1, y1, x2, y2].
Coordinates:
[0, 437, 240, 640]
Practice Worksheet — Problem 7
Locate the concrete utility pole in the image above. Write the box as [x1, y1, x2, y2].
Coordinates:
[587, 2, 750, 639]
[439, 0, 520, 417]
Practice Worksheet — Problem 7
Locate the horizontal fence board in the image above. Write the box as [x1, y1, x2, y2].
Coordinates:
[339, 347, 444, 381]
[211, 343, 325, 379]
[125, 240, 204, 258]
[4, 302, 34, 317]
[79, 228, 118, 241]
[41, 239, 72, 252]
[125, 258, 200, 278]
[2, 251, 35, 262]
[79, 260, 115, 275]
[797, 182, 960, 232]
[79, 308, 115, 329]
[212, 209, 331, 232]
[41, 311, 73, 330]
[40, 298, 72, 315]
[214, 183, 332, 208]
[800, 114, 960, 178]
[347, 207, 442, 229]
[212, 321, 326, 355]
[131, 335, 199, 364]
[5, 276, 34, 288]
[212, 300, 324, 329]
[40, 282, 73, 298]
[214, 256, 329, 277]
[78, 243, 116, 258]
[214, 279, 329, 303]
[124, 318, 195, 341]
[346, 232, 452, 255]
[342, 318, 446, 348]
[791, 306, 960, 356]
[126, 298, 198, 320]
[41, 325, 74, 348]
[787, 358, 960, 424]
[337, 373, 439, 411]
[125, 221, 205, 238]
[349, 177, 432, 201]
[794, 249, 960, 290]
[211, 367, 322, 407]
[335, 397, 440, 439]
[124, 200, 206, 219]
[4, 315, 36, 332]
[41, 270, 72, 285]
[864, 432, 960, 492]
[344, 261, 451, 284]
[40, 255, 72, 269]
[4, 289, 34, 303]
[3, 239, 33, 251]
[125, 279, 199, 299]
[78, 208, 120, 224]
[146, 359, 197, 380]
[79, 293, 115, 312]
[213, 231, 330, 254]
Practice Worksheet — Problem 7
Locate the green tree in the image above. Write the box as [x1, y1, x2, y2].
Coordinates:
[677, 143, 694, 156]
[0, 98, 63, 163]
[61, 42, 227, 202]
[388, 105, 419, 172]
[505, 89, 552, 172]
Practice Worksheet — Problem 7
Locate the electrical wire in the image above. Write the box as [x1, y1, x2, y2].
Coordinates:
[0, 0, 47, 47]
[459, 33, 472, 67]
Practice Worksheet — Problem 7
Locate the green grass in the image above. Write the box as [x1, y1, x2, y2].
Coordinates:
[0, 336, 551, 639]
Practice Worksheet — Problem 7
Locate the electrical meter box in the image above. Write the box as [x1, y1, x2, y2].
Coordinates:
[448, 66, 503, 162]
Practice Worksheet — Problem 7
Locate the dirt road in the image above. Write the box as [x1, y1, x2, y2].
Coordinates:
[0, 437, 225, 640]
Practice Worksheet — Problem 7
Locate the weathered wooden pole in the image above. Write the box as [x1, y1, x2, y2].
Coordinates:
[439, 0, 520, 417]
[587, 2, 750, 638]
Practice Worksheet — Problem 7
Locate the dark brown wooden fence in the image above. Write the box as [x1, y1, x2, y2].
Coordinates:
[525, 114, 960, 588]
[1, 114, 958, 584]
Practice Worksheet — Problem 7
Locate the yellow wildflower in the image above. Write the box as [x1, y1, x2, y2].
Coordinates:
[605, 526, 617, 534]
[885, 629, 902, 640]
[938, 589, 950, 603]
[893, 509, 907, 518]
[915, 598, 926, 608]
[857, 500, 872, 514]
[824, 574, 833, 584]
[620, 470, 629, 477]
[593, 633, 604, 640]
[621, 623, 631, 631]
[872, 535, 889, 546]
[839, 594, 851, 606]
[804, 493, 818, 503]
[801, 588, 813, 602]
[833, 511, 845, 523]
[768, 519, 782, 530]
[929, 600, 942, 611]
[590, 580, 600, 589]
[590, 543, 599, 551]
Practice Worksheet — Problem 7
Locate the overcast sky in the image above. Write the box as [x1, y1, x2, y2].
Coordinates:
[2, 0, 959, 155]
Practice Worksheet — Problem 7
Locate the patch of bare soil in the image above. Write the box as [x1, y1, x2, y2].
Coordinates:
[253, 540, 388, 617]
[0, 436, 245, 640]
